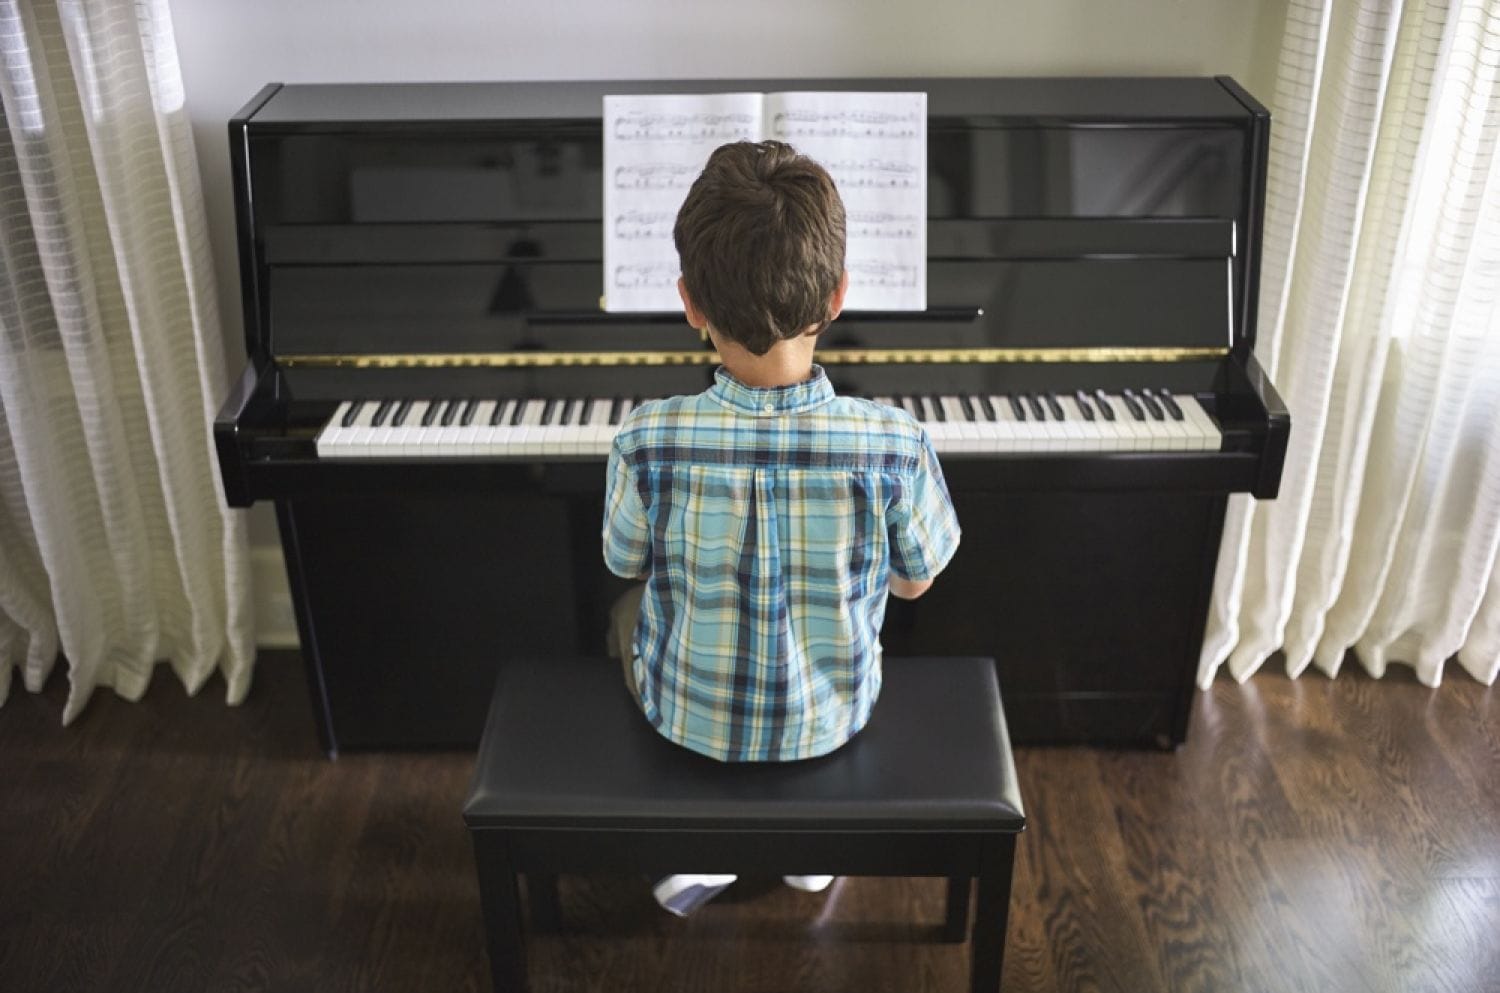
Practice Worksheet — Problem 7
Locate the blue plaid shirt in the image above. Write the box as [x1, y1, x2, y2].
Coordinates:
[602, 365, 960, 762]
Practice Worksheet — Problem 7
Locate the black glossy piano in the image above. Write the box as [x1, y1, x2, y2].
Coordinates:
[216, 77, 1288, 755]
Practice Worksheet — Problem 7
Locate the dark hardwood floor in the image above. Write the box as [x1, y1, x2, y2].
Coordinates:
[1, 652, 1495, 993]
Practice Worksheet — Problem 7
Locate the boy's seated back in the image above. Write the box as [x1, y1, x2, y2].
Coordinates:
[603, 141, 960, 763]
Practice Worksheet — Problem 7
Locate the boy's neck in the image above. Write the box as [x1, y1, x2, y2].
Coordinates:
[711, 331, 818, 389]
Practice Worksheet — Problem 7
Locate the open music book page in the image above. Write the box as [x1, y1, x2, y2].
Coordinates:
[766, 91, 926, 311]
[603, 90, 927, 313]
[603, 93, 762, 312]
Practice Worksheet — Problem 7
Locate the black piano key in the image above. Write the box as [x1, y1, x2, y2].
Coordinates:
[1045, 393, 1066, 420]
[1008, 395, 1027, 421]
[961, 395, 977, 421]
[369, 399, 393, 428]
[458, 399, 477, 426]
[541, 398, 557, 423]
[440, 400, 460, 426]
[422, 401, 443, 427]
[391, 399, 413, 427]
[1155, 389, 1185, 420]
[925, 395, 945, 422]
[1025, 394, 1046, 421]
[489, 399, 509, 425]
[512, 399, 530, 426]
[341, 400, 364, 427]
[1121, 390, 1146, 421]
[608, 397, 624, 425]
[979, 395, 997, 420]
[1092, 389, 1117, 421]
[1074, 390, 1096, 421]
[1137, 389, 1164, 421]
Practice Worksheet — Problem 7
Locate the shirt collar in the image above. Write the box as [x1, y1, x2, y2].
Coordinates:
[709, 364, 835, 416]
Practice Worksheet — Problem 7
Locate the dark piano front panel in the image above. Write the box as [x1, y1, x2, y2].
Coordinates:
[219, 78, 1283, 754]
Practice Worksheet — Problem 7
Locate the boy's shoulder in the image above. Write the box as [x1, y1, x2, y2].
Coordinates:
[825, 395, 929, 447]
[610, 394, 704, 451]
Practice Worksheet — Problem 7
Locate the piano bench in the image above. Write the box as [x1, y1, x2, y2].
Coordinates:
[462, 656, 1027, 993]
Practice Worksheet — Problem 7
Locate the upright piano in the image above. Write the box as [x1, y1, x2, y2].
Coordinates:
[216, 78, 1288, 756]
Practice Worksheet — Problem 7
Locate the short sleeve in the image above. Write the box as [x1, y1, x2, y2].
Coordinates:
[602, 442, 651, 578]
[888, 432, 961, 581]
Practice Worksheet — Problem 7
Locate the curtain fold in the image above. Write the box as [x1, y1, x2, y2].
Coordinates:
[0, 0, 252, 721]
[1201, 0, 1500, 689]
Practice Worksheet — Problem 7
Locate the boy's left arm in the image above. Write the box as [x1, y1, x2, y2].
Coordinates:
[603, 443, 651, 580]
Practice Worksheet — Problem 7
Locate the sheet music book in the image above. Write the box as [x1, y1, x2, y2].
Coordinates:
[603, 90, 927, 313]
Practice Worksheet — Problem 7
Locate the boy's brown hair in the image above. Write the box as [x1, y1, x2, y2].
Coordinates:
[673, 141, 846, 356]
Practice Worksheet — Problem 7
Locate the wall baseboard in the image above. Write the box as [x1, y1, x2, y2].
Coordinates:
[251, 544, 299, 649]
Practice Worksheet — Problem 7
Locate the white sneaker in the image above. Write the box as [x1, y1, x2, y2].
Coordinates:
[652, 874, 738, 916]
[782, 874, 836, 893]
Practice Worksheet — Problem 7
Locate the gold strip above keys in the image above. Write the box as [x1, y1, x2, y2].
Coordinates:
[279, 346, 1230, 369]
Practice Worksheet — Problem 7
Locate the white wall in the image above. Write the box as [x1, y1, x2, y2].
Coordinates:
[166, 0, 1287, 645]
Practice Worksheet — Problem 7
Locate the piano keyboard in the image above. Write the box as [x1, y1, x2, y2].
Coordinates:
[315, 390, 1221, 459]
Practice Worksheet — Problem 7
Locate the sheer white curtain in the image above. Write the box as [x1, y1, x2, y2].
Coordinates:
[0, 0, 252, 720]
[1201, 0, 1500, 688]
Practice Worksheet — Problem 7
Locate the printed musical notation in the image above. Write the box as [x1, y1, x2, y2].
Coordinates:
[847, 211, 922, 240]
[613, 111, 757, 142]
[826, 158, 920, 189]
[613, 263, 679, 291]
[612, 163, 699, 191]
[771, 109, 922, 140]
[613, 210, 676, 241]
[849, 261, 919, 289]
[603, 90, 927, 312]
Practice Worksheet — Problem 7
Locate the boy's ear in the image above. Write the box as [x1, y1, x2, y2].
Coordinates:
[678, 277, 708, 330]
[828, 270, 850, 322]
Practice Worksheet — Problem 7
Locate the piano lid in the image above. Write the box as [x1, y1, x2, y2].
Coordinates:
[230, 78, 1268, 362]
[237, 77, 1261, 128]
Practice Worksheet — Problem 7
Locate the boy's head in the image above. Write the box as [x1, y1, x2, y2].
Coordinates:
[674, 141, 847, 356]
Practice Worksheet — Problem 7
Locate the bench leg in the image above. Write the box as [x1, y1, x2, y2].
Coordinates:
[526, 873, 562, 931]
[970, 836, 1016, 993]
[944, 876, 971, 942]
[473, 839, 528, 993]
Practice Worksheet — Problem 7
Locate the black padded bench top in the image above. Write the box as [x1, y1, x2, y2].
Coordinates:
[463, 656, 1025, 833]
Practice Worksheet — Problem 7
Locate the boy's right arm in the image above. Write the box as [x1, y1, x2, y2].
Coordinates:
[888, 433, 960, 599]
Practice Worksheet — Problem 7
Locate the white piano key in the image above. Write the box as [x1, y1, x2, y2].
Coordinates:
[487, 399, 523, 454]
[432, 400, 466, 456]
[581, 398, 614, 454]
[939, 395, 980, 453]
[1179, 395, 1222, 451]
[390, 400, 427, 455]
[1153, 395, 1194, 451]
[452, 400, 497, 454]
[317, 401, 355, 457]
[1056, 396, 1098, 451]
[514, 399, 547, 456]
[987, 395, 1024, 453]
[345, 401, 381, 454]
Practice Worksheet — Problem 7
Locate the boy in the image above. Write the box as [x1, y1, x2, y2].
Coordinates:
[602, 140, 960, 915]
